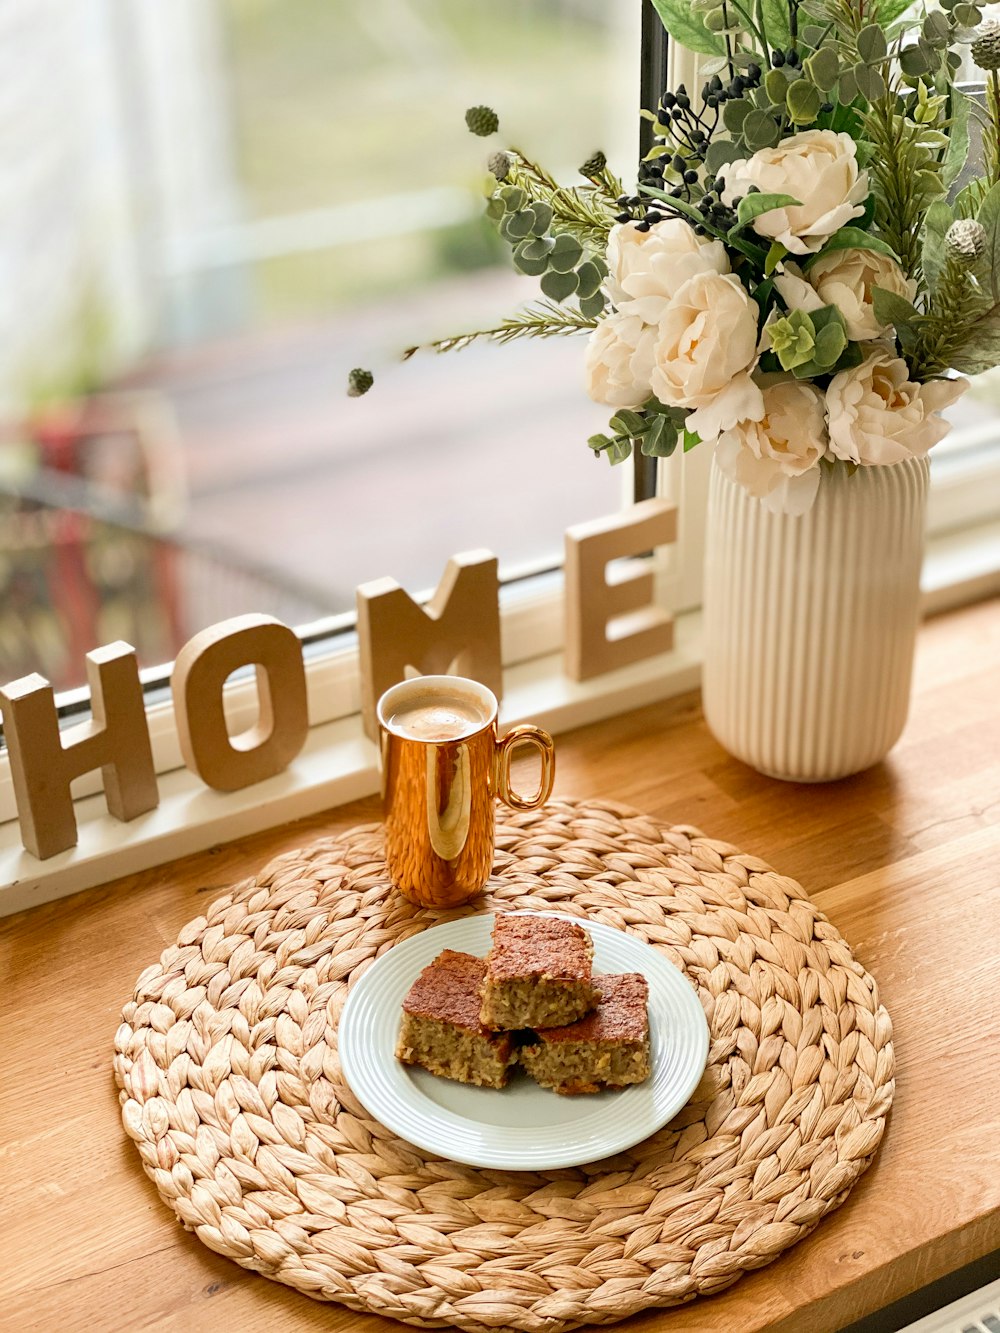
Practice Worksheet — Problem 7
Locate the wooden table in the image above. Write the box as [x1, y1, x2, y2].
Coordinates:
[3, 598, 999, 1332]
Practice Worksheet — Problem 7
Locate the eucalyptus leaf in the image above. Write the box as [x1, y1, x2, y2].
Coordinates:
[857, 24, 888, 62]
[736, 192, 801, 227]
[922, 9, 950, 46]
[610, 410, 645, 435]
[838, 66, 860, 104]
[853, 63, 886, 102]
[705, 139, 746, 174]
[528, 202, 554, 235]
[587, 433, 612, 452]
[547, 234, 583, 273]
[575, 259, 604, 300]
[512, 243, 550, 277]
[486, 196, 505, 220]
[705, 8, 740, 33]
[499, 186, 526, 212]
[743, 110, 782, 149]
[898, 41, 932, 77]
[519, 237, 554, 261]
[805, 47, 839, 91]
[954, 2, 981, 24]
[608, 437, 633, 465]
[812, 321, 847, 366]
[579, 290, 606, 318]
[640, 415, 679, 458]
[723, 98, 752, 133]
[539, 269, 578, 301]
[504, 210, 534, 240]
[787, 80, 822, 124]
[809, 305, 848, 336]
[765, 69, 790, 105]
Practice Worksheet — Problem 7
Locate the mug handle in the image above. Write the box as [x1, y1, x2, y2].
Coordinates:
[496, 724, 556, 811]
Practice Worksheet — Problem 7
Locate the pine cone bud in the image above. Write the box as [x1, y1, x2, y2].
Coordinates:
[971, 18, 1000, 70]
[347, 367, 374, 397]
[488, 151, 510, 180]
[579, 150, 607, 178]
[945, 218, 987, 263]
[465, 105, 499, 136]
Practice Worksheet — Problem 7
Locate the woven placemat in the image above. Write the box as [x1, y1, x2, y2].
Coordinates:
[115, 797, 894, 1331]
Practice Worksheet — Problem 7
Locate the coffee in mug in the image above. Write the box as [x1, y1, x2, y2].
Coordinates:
[377, 675, 555, 908]
[385, 694, 488, 743]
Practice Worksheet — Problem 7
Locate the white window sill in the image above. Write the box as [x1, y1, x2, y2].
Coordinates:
[0, 612, 703, 917]
[2, 515, 996, 920]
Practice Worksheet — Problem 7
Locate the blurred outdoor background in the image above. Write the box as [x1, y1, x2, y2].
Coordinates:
[1, 0, 996, 695]
[0, 0, 637, 691]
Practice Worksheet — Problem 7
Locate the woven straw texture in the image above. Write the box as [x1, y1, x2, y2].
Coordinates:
[115, 797, 894, 1331]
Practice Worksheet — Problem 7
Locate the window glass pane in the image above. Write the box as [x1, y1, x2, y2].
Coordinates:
[0, 0, 635, 694]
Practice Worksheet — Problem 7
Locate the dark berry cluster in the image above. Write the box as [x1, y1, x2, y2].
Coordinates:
[612, 192, 665, 232]
[617, 64, 769, 234]
[700, 65, 763, 109]
[689, 175, 738, 236]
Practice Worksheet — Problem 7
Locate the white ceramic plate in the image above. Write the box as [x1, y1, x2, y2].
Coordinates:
[338, 912, 710, 1170]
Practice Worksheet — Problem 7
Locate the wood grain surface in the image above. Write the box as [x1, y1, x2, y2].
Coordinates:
[2, 597, 999, 1333]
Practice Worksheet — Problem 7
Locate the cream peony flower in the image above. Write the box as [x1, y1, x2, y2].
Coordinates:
[826, 347, 968, 466]
[715, 378, 828, 515]
[607, 218, 729, 322]
[650, 271, 764, 437]
[774, 248, 914, 340]
[584, 309, 656, 408]
[722, 130, 868, 255]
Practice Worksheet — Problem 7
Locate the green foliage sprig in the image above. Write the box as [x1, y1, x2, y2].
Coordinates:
[401, 300, 598, 360]
[588, 404, 693, 465]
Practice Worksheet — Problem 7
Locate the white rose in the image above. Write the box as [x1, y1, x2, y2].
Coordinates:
[650, 272, 763, 437]
[584, 310, 656, 408]
[722, 130, 868, 255]
[774, 248, 915, 340]
[715, 378, 827, 515]
[826, 347, 968, 466]
[607, 218, 729, 323]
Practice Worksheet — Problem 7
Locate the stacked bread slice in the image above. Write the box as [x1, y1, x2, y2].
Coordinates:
[395, 913, 650, 1095]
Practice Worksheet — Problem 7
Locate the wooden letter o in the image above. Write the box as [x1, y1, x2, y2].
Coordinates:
[172, 615, 309, 791]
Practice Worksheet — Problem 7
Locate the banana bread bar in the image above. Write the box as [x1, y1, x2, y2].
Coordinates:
[519, 973, 650, 1094]
[479, 913, 598, 1031]
[395, 949, 517, 1088]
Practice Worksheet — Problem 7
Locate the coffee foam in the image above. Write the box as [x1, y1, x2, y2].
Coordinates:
[386, 691, 489, 742]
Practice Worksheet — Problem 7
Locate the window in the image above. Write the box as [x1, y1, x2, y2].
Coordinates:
[0, 0, 640, 698]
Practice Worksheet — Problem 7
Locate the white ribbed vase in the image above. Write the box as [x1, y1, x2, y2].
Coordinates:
[702, 455, 930, 782]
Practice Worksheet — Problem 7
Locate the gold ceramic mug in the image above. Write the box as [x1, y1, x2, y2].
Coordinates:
[377, 675, 555, 908]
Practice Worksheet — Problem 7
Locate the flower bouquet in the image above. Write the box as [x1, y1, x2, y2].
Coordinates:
[351, 0, 1000, 781]
[369, 0, 1000, 518]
